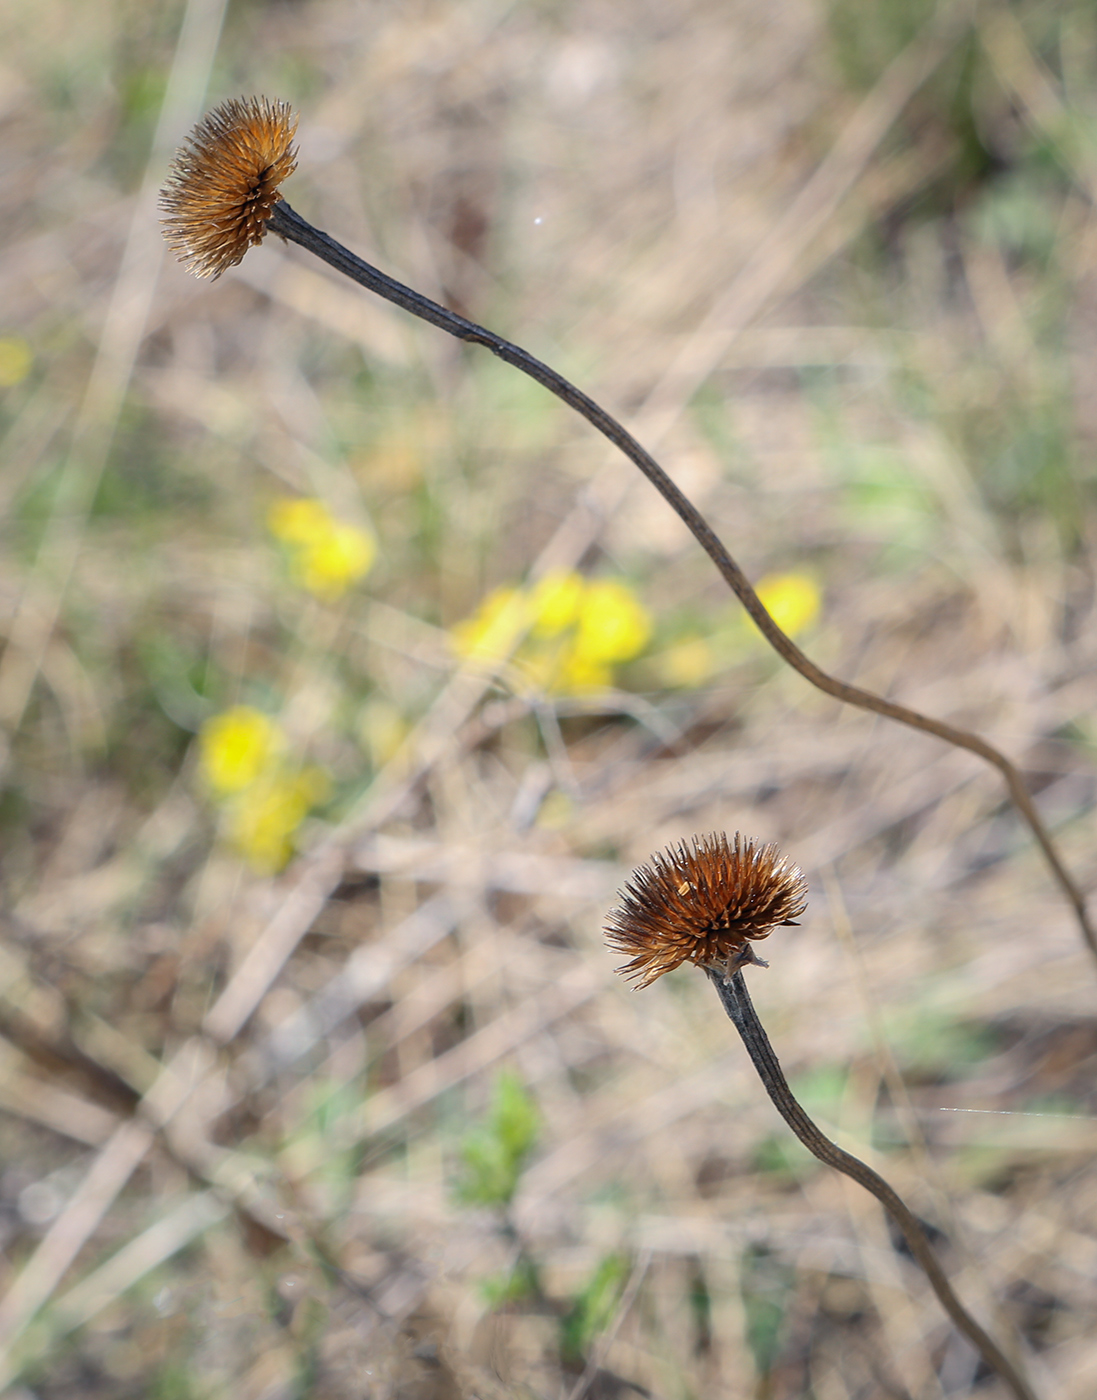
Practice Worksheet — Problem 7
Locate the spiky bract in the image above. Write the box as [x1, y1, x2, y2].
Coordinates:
[160, 96, 298, 279]
[606, 832, 807, 988]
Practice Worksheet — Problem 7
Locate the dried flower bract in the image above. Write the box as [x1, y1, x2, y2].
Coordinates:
[606, 832, 807, 988]
[161, 96, 298, 279]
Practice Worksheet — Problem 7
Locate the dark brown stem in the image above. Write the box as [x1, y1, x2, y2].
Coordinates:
[705, 967, 1037, 1400]
[267, 199, 1094, 966]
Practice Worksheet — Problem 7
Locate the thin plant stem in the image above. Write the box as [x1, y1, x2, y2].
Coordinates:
[267, 199, 1095, 967]
[704, 966, 1038, 1400]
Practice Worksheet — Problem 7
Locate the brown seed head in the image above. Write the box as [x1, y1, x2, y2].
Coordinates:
[605, 832, 807, 988]
[160, 96, 298, 279]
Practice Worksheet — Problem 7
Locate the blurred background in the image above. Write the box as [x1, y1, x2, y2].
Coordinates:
[2, 0, 1097, 1395]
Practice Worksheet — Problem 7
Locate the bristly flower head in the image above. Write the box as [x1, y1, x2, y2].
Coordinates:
[160, 96, 298, 279]
[606, 832, 807, 988]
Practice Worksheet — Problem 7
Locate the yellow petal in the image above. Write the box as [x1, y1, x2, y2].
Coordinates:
[554, 650, 612, 694]
[294, 522, 376, 599]
[199, 707, 284, 796]
[574, 579, 651, 663]
[530, 571, 585, 637]
[451, 586, 530, 663]
[267, 496, 333, 545]
[222, 768, 329, 873]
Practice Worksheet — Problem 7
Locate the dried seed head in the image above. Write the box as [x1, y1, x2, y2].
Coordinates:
[160, 96, 298, 279]
[606, 832, 807, 988]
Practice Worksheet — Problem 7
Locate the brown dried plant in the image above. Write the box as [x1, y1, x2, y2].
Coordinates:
[151, 95, 1066, 1400]
[605, 832, 806, 987]
[606, 834, 1038, 1400]
[158, 95, 1094, 972]
[160, 96, 298, 278]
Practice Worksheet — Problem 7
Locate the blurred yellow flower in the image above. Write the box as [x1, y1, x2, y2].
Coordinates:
[199, 706, 284, 795]
[556, 652, 613, 694]
[0, 336, 32, 388]
[651, 573, 819, 689]
[530, 572, 584, 637]
[222, 767, 331, 873]
[753, 573, 821, 637]
[296, 523, 375, 599]
[198, 706, 332, 872]
[267, 497, 330, 544]
[451, 586, 529, 663]
[451, 572, 651, 695]
[267, 496, 375, 601]
[574, 579, 652, 663]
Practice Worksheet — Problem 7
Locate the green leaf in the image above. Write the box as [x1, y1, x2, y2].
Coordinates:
[480, 1255, 541, 1308]
[559, 1254, 629, 1365]
[456, 1070, 539, 1207]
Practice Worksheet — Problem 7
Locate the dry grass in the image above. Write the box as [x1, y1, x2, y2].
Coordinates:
[2, 0, 1097, 1396]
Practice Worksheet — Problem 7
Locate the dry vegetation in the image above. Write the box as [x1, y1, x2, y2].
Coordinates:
[3, 0, 1097, 1396]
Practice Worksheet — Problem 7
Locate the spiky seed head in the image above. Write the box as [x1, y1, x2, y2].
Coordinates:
[605, 832, 807, 988]
[160, 96, 298, 279]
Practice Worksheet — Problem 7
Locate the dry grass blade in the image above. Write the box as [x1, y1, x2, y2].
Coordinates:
[0, 0, 230, 754]
[49, 1192, 229, 1335]
[355, 962, 601, 1140]
[635, 0, 977, 440]
[203, 847, 345, 1043]
[0, 1120, 156, 1378]
[0, 1055, 119, 1147]
[0, 1038, 211, 1377]
[258, 889, 461, 1071]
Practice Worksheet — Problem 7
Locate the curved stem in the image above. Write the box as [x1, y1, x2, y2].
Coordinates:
[706, 967, 1037, 1400]
[268, 199, 1094, 966]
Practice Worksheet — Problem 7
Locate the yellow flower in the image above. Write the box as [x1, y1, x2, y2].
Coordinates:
[268, 497, 332, 545]
[451, 586, 530, 663]
[530, 572, 585, 637]
[199, 707, 284, 795]
[197, 705, 332, 872]
[574, 579, 652, 664]
[295, 524, 375, 599]
[267, 497, 375, 601]
[451, 574, 651, 696]
[555, 650, 613, 694]
[222, 767, 330, 873]
[753, 573, 820, 637]
[0, 337, 32, 388]
[651, 575, 818, 689]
